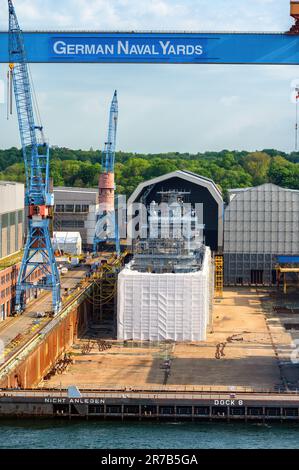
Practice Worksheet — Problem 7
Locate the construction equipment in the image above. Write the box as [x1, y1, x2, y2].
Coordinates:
[8, 0, 61, 314]
[214, 254, 224, 298]
[94, 91, 120, 255]
[290, 1, 299, 34]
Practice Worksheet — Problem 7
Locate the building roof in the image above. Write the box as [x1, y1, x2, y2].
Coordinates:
[0, 181, 24, 187]
[228, 183, 299, 202]
[228, 183, 299, 195]
[128, 170, 223, 207]
[54, 186, 98, 193]
[53, 231, 82, 243]
[179, 170, 222, 198]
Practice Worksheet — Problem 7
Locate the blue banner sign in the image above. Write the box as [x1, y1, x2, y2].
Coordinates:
[1, 32, 299, 64]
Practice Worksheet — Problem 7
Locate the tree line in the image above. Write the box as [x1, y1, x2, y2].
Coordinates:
[1, 146, 299, 200]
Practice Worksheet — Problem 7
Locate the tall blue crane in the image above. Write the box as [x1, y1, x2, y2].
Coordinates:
[94, 91, 120, 254]
[8, 0, 61, 314]
[103, 90, 118, 174]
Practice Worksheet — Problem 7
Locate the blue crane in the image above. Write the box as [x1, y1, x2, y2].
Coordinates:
[94, 91, 120, 254]
[8, 0, 61, 314]
[103, 90, 118, 173]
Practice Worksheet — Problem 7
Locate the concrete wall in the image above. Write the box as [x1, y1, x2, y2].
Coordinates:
[0, 182, 24, 215]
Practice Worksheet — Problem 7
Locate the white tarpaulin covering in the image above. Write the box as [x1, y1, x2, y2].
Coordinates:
[117, 247, 212, 342]
[53, 231, 82, 256]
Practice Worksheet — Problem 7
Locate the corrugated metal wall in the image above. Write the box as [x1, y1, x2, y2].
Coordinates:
[224, 184, 299, 285]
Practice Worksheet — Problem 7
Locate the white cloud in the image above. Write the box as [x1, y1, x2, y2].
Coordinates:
[220, 95, 240, 107]
[0, 0, 291, 31]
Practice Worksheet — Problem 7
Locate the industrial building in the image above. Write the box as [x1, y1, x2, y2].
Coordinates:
[224, 183, 299, 285]
[0, 181, 44, 320]
[0, 181, 24, 259]
[53, 187, 99, 251]
[0, 181, 24, 320]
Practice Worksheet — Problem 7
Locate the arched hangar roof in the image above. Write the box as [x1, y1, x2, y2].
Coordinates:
[128, 170, 222, 206]
[128, 170, 223, 250]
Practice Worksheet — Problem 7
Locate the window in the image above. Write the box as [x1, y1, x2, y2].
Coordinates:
[0, 304, 4, 320]
[75, 205, 81, 213]
[61, 220, 84, 228]
[65, 205, 74, 213]
[55, 204, 64, 213]
[251, 270, 264, 285]
[18, 210, 23, 224]
[81, 205, 89, 212]
[1, 213, 8, 228]
[1, 276, 5, 285]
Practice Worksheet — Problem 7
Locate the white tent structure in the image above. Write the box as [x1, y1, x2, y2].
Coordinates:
[117, 247, 213, 342]
[53, 231, 82, 256]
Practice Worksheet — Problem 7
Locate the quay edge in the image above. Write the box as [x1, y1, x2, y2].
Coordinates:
[1, 391, 299, 422]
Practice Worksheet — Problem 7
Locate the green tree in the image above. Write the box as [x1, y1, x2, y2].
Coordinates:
[242, 152, 271, 185]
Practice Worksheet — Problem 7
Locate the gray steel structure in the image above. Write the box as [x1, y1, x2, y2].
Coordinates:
[224, 183, 299, 285]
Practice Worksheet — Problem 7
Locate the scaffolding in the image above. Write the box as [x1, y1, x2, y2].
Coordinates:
[215, 255, 223, 298]
[131, 189, 205, 274]
[132, 239, 205, 273]
[117, 246, 213, 341]
[81, 253, 127, 337]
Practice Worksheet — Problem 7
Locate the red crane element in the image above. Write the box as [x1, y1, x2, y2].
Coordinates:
[289, 1, 299, 34]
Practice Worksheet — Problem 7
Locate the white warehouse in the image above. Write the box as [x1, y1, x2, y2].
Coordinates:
[117, 246, 213, 342]
[53, 231, 82, 256]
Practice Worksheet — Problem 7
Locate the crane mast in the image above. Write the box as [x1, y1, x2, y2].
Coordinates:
[94, 91, 120, 254]
[8, 0, 61, 314]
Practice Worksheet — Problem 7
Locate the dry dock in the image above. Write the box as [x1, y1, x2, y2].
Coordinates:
[41, 288, 292, 392]
[0, 389, 299, 421]
[1, 286, 299, 421]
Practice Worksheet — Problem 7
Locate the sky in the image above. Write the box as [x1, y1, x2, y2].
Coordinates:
[0, 0, 298, 153]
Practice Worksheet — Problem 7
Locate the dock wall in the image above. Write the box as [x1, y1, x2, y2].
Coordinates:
[0, 392, 299, 422]
[0, 294, 92, 389]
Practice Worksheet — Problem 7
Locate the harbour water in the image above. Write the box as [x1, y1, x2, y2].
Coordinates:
[0, 421, 298, 449]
